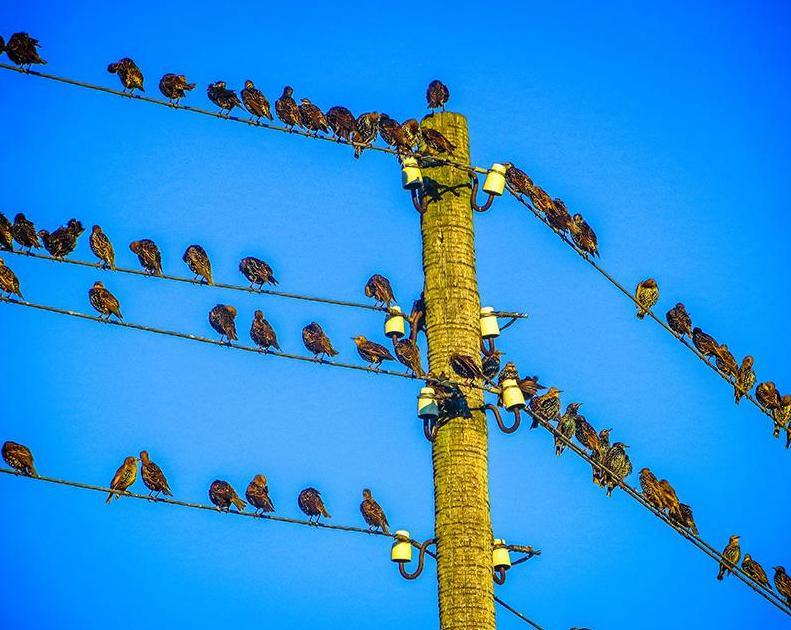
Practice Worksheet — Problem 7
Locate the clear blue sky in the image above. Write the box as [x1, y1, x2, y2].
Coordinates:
[1, 2, 789, 628]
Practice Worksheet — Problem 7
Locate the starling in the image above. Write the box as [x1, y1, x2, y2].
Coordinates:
[207, 81, 241, 115]
[239, 256, 278, 287]
[360, 488, 390, 534]
[0, 258, 23, 299]
[555, 403, 581, 456]
[692, 327, 719, 359]
[773, 567, 791, 605]
[209, 304, 238, 343]
[714, 343, 738, 379]
[570, 214, 599, 257]
[302, 322, 338, 359]
[182, 244, 213, 285]
[352, 112, 380, 158]
[326, 105, 357, 142]
[421, 127, 456, 154]
[590, 428, 612, 487]
[129, 239, 163, 275]
[601, 442, 632, 497]
[89, 225, 115, 269]
[755, 381, 781, 410]
[496, 363, 546, 399]
[2, 440, 37, 476]
[733, 355, 755, 404]
[772, 394, 791, 440]
[482, 350, 503, 381]
[209, 479, 246, 512]
[400, 119, 421, 153]
[5, 32, 46, 68]
[666, 303, 692, 338]
[250, 310, 280, 352]
[107, 58, 144, 93]
[717, 535, 741, 580]
[353, 335, 395, 367]
[298, 487, 331, 523]
[527, 185, 555, 215]
[106, 456, 138, 503]
[139, 450, 172, 498]
[378, 114, 403, 149]
[38, 219, 82, 259]
[635, 278, 659, 319]
[529, 386, 562, 429]
[246, 474, 275, 515]
[426, 80, 450, 111]
[298, 98, 330, 134]
[158, 73, 195, 104]
[241, 80, 273, 121]
[364, 273, 395, 306]
[503, 163, 534, 196]
[275, 86, 301, 129]
[12, 213, 41, 250]
[546, 198, 573, 233]
[450, 352, 487, 384]
[574, 415, 602, 453]
[639, 468, 664, 510]
[408, 293, 426, 342]
[658, 479, 682, 520]
[88, 280, 123, 320]
[741, 554, 770, 589]
[677, 503, 699, 535]
[394, 338, 424, 376]
[0, 212, 13, 251]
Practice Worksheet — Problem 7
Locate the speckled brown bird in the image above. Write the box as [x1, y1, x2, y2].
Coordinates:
[714, 343, 738, 379]
[635, 278, 659, 319]
[601, 442, 632, 497]
[39, 225, 77, 258]
[482, 350, 503, 381]
[353, 335, 395, 367]
[246, 474, 275, 515]
[0, 258, 23, 299]
[408, 293, 427, 342]
[773, 567, 791, 605]
[450, 352, 487, 384]
[352, 112, 380, 158]
[106, 456, 138, 503]
[89, 225, 115, 269]
[207, 81, 241, 114]
[639, 468, 664, 510]
[666, 303, 692, 338]
[209, 479, 246, 512]
[140, 450, 172, 498]
[298, 98, 329, 134]
[239, 256, 278, 287]
[0, 212, 14, 251]
[158, 73, 195, 104]
[574, 415, 602, 453]
[546, 198, 573, 233]
[421, 127, 456, 154]
[503, 163, 534, 195]
[12, 213, 40, 250]
[677, 502, 699, 535]
[377, 114, 403, 149]
[394, 338, 423, 376]
[717, 535, 741, 580]
[275, 86, 301, 129]
[107, 58, 144, 93]
[5, 32, 46, 68]
[298, 487, 330, 523]
[209, 304, 237, 343]
[89, 280, 123, 320]
[755, 381, 781, 410]
[658, 479, 682, 520]
[2, 441, 37, 476]
[692, 327, 719, 360]
[129, 239, 162, 275]
[360, 489, 390, 534]
[772, 394, 791, 440]
[302, 322, 338, 359]
[529, 386, 562, 429]
[241, 80, 273, 121]
[556, 403, 581, 456]
[527, 185, 555, 215]
[183, 244, 213, 285]
[400, 119, 421, 152]
[426, 80, 450, 110]
[326, 106, 357, 142]
[733, 355, 756, 404]
[364, 274, 394, 306]
[591, 428, 612, 487]
[570, 214, 599, 257]
[250, 310, 280, 352]
[741, 554, 770, 589]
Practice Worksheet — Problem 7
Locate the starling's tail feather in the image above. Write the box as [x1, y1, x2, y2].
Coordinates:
[105, 491, 116, 504]
[382, 522, 390, 535]
[637, 310, 646, 319]
[321, 506, 331, 518]
[27, 464, 38, 478]
[231, 495, 246, 511]
[717, 567, 726, 581]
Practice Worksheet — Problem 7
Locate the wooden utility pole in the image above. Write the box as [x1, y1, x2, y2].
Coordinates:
[420, 111, 496, 630]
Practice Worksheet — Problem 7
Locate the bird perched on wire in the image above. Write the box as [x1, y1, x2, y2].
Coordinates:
[717, 535, 741, 580]
[38, 219, 83, 259]
[639, 468, 664, 510]
[246, 474, 275, 515]
[772, 394, 791, 441]
[400, 119, 421, 153]
[527, 185, 555, 215]
[89, 225, 115, 269]
[677, 503, 699, 535]
[209, 479, 246, 512]
[5, 32, 46, 68]
[426, 79, 450, 111]
[0, 212, 13, 251]
[89, 280, 123, 320]
[601, 442, 631, 497]
[498, 363, 545, 399]
[733, 355, 755, 404]
[365, 273, 395, 306]
[207, 81, 241, 115]
[326, 106, 357, 142]
[574, 415, 603, 453]
[12, 213, 40, 250]
[741, 554, 770, 589]
[529, 386, 562, 429]
[106, 455, 138, 503]
[275, 86, 301, 129]
[691, 327, 718, 360]
[158, 73, 195, 105]
[666, 303, 692, 338]
[107, 58, 144, 93]
[239, 256, 278, 287]
[589, 428, 613, 487]
[546, 198, 573, 234]
[209, 304, 237, 343]
[555, 403, 581, 456]
[129, 239, 163, 276]
[421, 127, 456, 155]
[658, 479, 682, 520]
[0, 258, 23, 299]
[481, 350, 503, 381]
[378, 114, 404, 150]
[360, 489, 390, 534]
[298, 98, 330, 135]
[298, 487, 331, 523]
[570, 214, 599, 258]
[250, 310, 280, 352]
[394, 338, 424, 376]
[2, 440, 37, 476]
[713, 343, 738, 379]
[182, 244, 213, 285]
[755, 381, 781, 411]
[503, 163, 533, 196]
[353, 335, 395, 367]
[302, 322, 338, 359]
[352, 112, 380, 159]
[450, 352, 488, 385]
[240, 80, 272, 121]
[139, 450, 172, 498]
[774, 567, 791, 605]
[635, 278, 659, 319]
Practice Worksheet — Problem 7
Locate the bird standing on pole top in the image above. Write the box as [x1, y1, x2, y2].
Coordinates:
[426, 80, 450, 111]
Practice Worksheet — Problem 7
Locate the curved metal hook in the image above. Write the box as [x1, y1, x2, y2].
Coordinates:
[481, 337, 497, 355]
[484, 403, 521, 434]
[423, 418, 438, 442]
[411, 187, 428, 214]
[398, 537, 437, 580]
[493, 566, 507, 585]
[469, 171, 496, 213]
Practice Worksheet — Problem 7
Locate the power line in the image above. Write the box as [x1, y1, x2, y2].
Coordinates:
[493, 596, 545, 630]
[506, 186, 777, 427]
[0, 296, 497, 394]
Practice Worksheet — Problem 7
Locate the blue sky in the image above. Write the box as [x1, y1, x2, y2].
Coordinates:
[1, 1, 789, 628]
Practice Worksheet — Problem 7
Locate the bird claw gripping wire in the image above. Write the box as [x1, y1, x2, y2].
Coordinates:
[484, 403, 522, 434]
[398, 537, 437, 580]
[468, 170, 496, 213]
